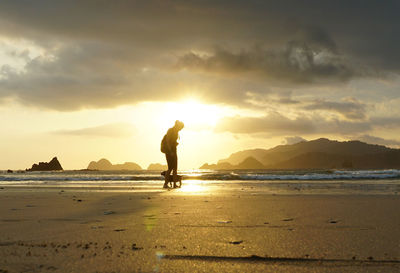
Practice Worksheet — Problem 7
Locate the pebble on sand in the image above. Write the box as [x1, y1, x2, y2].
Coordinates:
[104, 211, 115, 215]
[229, 240, 243, 245]
[131, 243, 143, 251]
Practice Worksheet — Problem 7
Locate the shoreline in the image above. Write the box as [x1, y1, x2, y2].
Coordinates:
[1, 179, 399, 196]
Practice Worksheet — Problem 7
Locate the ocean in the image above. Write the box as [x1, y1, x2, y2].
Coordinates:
[1, 169, 400, 195]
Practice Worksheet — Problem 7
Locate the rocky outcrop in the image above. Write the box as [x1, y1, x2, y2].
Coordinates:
[27, 157, 63, 171]
[87, 158, 142, 170]
[87, 159, 112, 170]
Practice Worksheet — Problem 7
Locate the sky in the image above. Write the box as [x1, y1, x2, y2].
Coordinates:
[1, 0, 400, 170]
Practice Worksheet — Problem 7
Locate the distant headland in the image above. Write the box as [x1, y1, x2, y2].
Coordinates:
[200, 138, 400, 170]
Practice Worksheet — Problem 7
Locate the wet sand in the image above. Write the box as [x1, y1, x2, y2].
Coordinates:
[0, 186, 399, 272]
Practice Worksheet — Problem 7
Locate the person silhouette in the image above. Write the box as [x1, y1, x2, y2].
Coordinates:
[161, 120, 184, 188]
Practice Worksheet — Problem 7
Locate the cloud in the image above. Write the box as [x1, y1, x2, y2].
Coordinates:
[0, 41, 293, 111]
[52, 122, 136, 138]
[215, 112, 372, 136]
[283, 136, 307, 145]
[215, 112, 315, 135]
[176, 40, 355, 84]
[0, 43, 192, 110]
[356, 134, 400, 147]
[370, 117, 400, 129]
[0, 0, 399, 112]
[1, 1, 399, 68]
[303, 97, 367, 120]
[242, 93, 368, 123]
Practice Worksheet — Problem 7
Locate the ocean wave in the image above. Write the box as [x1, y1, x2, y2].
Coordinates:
[0, 169, 399, 183]
[235, 169, 400, 180]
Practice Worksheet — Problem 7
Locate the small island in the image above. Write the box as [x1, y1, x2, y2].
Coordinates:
[147, 163, 167, 171]
[87, 158, 142, 171]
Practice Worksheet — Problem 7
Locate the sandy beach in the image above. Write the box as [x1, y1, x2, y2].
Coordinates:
[0, 186, 399, 273]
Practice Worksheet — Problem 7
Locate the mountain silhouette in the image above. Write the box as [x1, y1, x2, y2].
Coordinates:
[201, 138, 400, 170]
[236, 157, 265, 169]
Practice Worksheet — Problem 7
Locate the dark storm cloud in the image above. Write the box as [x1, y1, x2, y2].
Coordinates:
[0, 0, 399, 110]
[176, 35, 355, 84]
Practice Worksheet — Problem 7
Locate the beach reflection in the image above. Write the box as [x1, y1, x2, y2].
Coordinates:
[175, 180, 210, 194]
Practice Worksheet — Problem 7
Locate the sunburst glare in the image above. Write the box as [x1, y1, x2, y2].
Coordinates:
[159, 99, 223, 129]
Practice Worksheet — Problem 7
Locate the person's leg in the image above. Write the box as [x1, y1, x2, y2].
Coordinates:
[171, 153, 178, 186]
[164, 153, 173, 188]
[166, 154, 173, 175]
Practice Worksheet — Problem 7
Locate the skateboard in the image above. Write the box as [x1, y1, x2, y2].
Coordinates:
[161, 171, 182, 188]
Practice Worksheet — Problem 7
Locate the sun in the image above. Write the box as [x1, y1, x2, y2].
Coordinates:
[159, 99, 222, 129]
